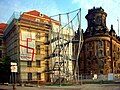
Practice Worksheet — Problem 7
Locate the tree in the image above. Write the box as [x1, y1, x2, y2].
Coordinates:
[0, 56, 13, 83]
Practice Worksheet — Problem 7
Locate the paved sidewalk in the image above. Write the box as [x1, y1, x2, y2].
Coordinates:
[0, 84, 120, 90]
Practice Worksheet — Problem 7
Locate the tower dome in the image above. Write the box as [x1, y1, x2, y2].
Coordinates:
[85, 7, 108, 36]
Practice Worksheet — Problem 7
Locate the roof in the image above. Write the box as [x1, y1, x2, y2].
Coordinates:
[25, 10, 40, 16]
[22, 10, 59, 25]
[0, 23, 7, 33]
[0, 23, 7, 29]
[24, 10, 50, 19]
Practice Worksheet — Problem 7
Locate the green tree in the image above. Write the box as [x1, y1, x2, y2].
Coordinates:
[0, 56, 13, 83]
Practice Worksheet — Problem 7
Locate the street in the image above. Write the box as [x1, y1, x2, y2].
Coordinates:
[0, 84, 120, 90]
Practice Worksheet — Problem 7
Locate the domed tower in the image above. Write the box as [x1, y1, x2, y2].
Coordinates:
[79, 7, 115, 77]
[85, 7, 108, 36]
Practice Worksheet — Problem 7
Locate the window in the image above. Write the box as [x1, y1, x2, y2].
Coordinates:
[45, 46, 49, 56]
[36, 60, 41, 67]
[36, 32, 40, 40]
[99, 60, 104, 68]
[118, 63, 120, 68]
[89, 42, 92, 48]
[36, 45, 40, 54]
[88, 62, 91, 68]
[45, 33, 48, 42]
[27, 61, 32, 67]
[44, 20, 48, 24]
[36, 73, 41, 80]
[113, 53, 116, 60]
[0, 40, 2, 46]
[98, 41, 102, 46]
[114, 62, 116, 67]
[0, 50, 2, 58]
[98, 50, 102, 58]
[28, 73, 32, 81]
[100, 70, 103, 74]
[35, 18, 40, 22]
[89, 51, 92, 57]
[96, 15, 102, 25]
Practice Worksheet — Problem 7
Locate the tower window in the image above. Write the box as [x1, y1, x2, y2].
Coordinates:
[96, 15, 102, 25]
[99, 60, 104, 68]
[98, 41, 102, 46]
[98, 50, 102, 58]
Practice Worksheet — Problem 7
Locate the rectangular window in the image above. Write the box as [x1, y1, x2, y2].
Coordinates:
[98, 50, 102, 58]
[98, 41, 102, 46]
[0, 50, 2, 58]
[114, 62, 116, 67]
[118, 63, 120, 68]
[36, 73, 41, 80]
[45, 33, 48, 42]
[89, 51, 92, 57]
[36, 45, 40, 54]
[45, 46, 49, 56]
[0, 40, 2, 46]
[27, 61, 32, 67]
[36, 32, 40, 40]
[28, 73, 32, 81]
[36, 60, 41, 67]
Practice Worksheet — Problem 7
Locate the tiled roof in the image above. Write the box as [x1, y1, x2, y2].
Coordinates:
[0, 23, 7, 34]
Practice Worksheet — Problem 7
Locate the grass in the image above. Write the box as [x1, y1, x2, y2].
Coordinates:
[46, 84, 72, 86]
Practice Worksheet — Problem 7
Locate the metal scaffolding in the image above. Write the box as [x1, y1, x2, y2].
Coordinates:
[48, 8, 84, 84]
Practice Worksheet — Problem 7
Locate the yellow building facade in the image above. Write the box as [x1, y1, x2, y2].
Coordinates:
[4, 10, 74, 84]
[4, 10, 52, 83]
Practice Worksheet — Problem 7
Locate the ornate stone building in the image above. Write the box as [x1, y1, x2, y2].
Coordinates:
[78, 7, 120, 77]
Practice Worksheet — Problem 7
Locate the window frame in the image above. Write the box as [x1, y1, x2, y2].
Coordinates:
[36, 73, 41, 80]
[36, 60, 41, 67]
[28, 72, 32, 81]
[27, 61, 32, 67]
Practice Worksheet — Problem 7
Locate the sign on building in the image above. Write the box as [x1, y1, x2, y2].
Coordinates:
[11, 62, 17, 72]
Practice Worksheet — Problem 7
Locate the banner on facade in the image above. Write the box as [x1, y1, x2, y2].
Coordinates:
[20, 30, 36, 61]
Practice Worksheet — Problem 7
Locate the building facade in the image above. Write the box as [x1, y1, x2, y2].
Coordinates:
[4, 10, 53, 83]
[0, 23, 7, 59]
[3, 10, 74, 84]
[78, 7, 120, 78]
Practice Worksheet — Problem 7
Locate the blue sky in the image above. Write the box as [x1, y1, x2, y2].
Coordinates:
[0, 0, 120, 35]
